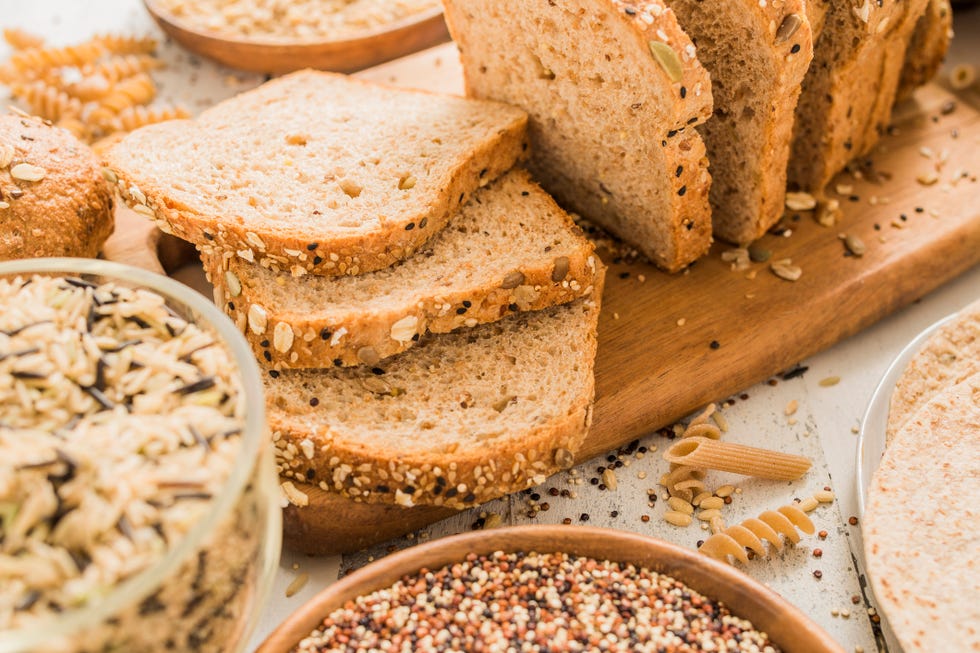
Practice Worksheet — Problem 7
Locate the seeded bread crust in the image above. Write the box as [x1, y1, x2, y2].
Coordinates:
[0, 114, 114, 260]
[203, 169, 601, 369]
[669, 0, 814, 245]
[103, 70, 529, 277]
[443, 0, 713, 272]
[269, 293, 603, 511]
[895, 0, 953, 102]
[789, 0, 929, 192]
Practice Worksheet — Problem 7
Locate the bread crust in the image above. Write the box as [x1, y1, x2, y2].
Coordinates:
[103, 71, 529, 277]
[271, 288, 603, 512]
[0, 114, 113, 260]
[203, 171, 602, 369]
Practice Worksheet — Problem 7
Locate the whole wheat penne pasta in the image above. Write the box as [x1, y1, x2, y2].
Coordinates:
[663, 436, 811, 480]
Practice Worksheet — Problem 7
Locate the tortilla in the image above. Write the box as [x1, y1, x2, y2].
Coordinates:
[887, 298, 980, 444]
[864, 371, 980, 652]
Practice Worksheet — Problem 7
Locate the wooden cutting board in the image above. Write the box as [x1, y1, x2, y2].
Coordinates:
[104, 44, 980, 554]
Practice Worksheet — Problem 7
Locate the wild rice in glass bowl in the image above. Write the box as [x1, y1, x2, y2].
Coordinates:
[0, 258, 280, 653]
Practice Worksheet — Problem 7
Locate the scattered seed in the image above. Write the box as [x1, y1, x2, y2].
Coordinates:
[648, 41, 683, 83]
[747, 243, 771, 263]
[774, 13, 803, 43]
[286, 573, 310, 598]
[785, 399, 798, 416]
[771, 259, 802, 281]
[785, 191, 817, 211]
[10, 163, 46, 182]
[814, 490, 835, 503]
[819, 376, 840, 387]
[950, 63, 976, 90]
[664, 511, 693, 527]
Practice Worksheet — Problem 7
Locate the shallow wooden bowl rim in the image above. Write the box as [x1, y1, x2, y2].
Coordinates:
[257, 525, 843, 653]
[144, 0, 444, 49]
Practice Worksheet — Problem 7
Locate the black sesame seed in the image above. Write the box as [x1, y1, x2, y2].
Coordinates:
[508, 303, 519, 312]
[320, 328, 331, 340]
[579, 513, 590, 522]
[203, 232, 214, 240]
[306, 243, 318, 251]
[675, 166, 683, 177]
[371, 367, 385, 375]
[667, 129, 678, 138]
[709, 340, 720, 350]
[309, 397, 319, 407]
[262, 351, 272, 362]
[679, 86, 687, 99]
[462, 493, 476, 503]
[260, 339, 270, 348]
[404, 486, 416, 495]
[915, 206, 924, 213]
[419, 217, 428, 229]
[521, 191, 530, 196]
[624, 6, 635, 14]
[333, 358, 343, 367]
[678, 185, 687, 196]
[313, 256, 323, 265]
[456, 307, 467, 315]
[268, 370, 280, 378]
[405, 222, 415, 231]
[462, 300, 472, 308]
[791, 43, 801, 54]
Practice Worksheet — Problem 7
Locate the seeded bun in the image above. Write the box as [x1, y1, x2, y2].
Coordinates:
[0, 114, 114, 260]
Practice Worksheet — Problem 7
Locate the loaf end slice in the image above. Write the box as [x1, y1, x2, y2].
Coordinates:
[789, 0, 929, 192]
[443, 0, 713, 272]
[205, 169, 601, 369]
[669, 0, 814, 245]
[104, 70, 529, 276]
[895, 0, 953, 102]
[270, 292, 603, 510]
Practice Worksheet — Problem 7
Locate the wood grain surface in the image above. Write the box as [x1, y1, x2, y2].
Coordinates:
[102, 46, 980, 555]
[256, 526, 845, 653]
[144, 2, 450, 74]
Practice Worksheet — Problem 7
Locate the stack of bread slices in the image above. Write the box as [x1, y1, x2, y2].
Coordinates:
[443, 0, 948, 265]
[104, 71, 606, 525]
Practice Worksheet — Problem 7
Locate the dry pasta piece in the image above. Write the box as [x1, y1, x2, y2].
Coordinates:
[663, 436, 812, 481]
[3, 28, 44, 51]
[116, 104, 190, 131]
[64, 74, 113, 102]
[8, 80, 83, 122]
[8, 41, 106, 75]
[84, 54, 164, 83]
[699, 500, 817, 564]
[98, 73, 156, 113]
[92, 33, 157, 55]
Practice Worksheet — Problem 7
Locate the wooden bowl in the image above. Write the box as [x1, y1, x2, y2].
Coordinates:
[257, 525, 844, 653]
[144, 1, 451, 74]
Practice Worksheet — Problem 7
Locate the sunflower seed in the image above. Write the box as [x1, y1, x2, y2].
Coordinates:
[648, 41, 683, 83]
[10, 163, 46, 182]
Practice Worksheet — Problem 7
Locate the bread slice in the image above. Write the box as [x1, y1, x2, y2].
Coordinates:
[103, 70, 529, 276]
[789, 0, 929, 192]
[895, 0, 953, 102]
[668, 0, 813, 245]
[204, 169, 601, 369]
[442, 0, 713, 272]
[270, 293, 603, 510]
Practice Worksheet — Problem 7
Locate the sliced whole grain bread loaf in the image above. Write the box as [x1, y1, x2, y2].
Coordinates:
[895, 0, 953, 102]
[103, 70, 529, 276]
[789, 0, 929, 192]
[668, 0, 813, 245]
[442, 0, 713, 272]
[204, 169, 601, 369]
[270, 294, 603, 510]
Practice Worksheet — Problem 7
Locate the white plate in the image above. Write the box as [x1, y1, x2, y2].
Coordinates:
[855, 314, 954, 516]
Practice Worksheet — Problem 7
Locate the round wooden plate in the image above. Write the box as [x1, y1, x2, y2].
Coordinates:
[144, 1, 451, 74]
[256, 525, 844, 653]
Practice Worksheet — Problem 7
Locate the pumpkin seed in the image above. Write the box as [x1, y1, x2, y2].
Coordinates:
[500, 270, 525, 289]
[551, 256, 570, 283]
[648, 41, 683, 83]
[775, 14, 802, 44]
[843, 233, 866, 257]
[747, 244, 771, 263]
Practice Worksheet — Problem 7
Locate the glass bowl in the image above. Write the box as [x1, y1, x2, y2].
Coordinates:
[0, 258, 281, 653]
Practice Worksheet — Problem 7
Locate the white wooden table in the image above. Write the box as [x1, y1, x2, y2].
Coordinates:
[2, 3, 977, 651]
